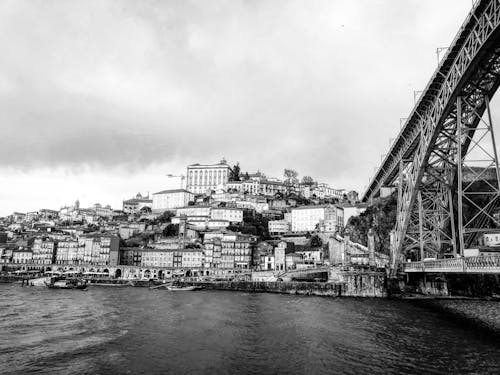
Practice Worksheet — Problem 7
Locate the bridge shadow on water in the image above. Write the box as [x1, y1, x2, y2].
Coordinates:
[408, 298, 500, 343]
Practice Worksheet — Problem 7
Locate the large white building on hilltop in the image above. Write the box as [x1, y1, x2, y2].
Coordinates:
[152, 189, 194, 213]
[186, 162, 232, 195]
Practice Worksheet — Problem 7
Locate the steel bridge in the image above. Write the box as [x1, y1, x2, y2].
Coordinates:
[404, 255, 500, 273]
[362, 0, 500, 274]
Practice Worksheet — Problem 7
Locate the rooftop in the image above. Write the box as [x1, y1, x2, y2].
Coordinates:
[187, 163, 230, 168]
[153, 189, 193, 195]
[292, 204, 335, 211]
[123, 198, 153, 204]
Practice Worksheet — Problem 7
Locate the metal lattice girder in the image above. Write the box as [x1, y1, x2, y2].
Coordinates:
[365, 0, 500, 273]
[364, 0, 500, 202]
[456, 95, 500, 252]
[393, 51, 500, 267]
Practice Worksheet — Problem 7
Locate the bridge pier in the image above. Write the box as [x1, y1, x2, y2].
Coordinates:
[401, 272, 500, 298]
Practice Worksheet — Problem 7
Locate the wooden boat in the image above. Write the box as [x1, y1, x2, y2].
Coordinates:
[45, 277, 88, 290]
[27, 276, 52, 287]
[166, 285, 200, 291]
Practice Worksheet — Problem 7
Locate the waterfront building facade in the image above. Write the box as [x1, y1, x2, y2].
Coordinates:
[141, 249, 174, 268]
[12, 250, 33, 264]
[55, 240, 85, 265]
[120, 248, 143, 267]
[181, 249, 203, 268]
[32, 238, 57, 265]
[221, 239, 254, 269]
[82, 235, 119, 267]
[203, 239, 222, 268]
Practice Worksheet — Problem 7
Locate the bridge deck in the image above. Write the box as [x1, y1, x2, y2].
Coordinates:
[403, 255, 500, 274]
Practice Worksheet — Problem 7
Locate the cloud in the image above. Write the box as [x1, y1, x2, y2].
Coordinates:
[0, 0, 476, 212]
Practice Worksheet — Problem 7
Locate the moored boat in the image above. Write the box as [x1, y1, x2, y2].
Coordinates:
[166, 285, 200, 291]
[27, 276, 52, 287]
[45, 277, 88, 290]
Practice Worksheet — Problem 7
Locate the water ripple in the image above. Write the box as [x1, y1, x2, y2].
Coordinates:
[0, 284, 499, 374]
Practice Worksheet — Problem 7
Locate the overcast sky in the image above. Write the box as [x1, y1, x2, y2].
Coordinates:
[0, 0, 482, 215]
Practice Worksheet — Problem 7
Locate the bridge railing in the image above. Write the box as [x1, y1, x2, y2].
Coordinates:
[465, 255, 500, 272]
[404, 255, 500, 273]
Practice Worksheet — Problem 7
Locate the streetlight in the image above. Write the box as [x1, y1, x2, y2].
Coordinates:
[436, 47, 449, 66]
[166, 174, 186, 189]
[400, 118, 407, 129]
[413, 90, 423, 104]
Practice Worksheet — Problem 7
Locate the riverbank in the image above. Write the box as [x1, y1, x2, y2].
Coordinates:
[179, 280, 343, 296]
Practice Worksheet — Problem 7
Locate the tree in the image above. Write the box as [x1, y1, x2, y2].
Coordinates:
[302, 176, 314, 185]
[163, 223, 179, 237]
[284, 169, 298, 184]
[157, 211, 175, 223]
[230, 163, 241, 181]
[310, 234, 323, 248]
[343, 192, 397, 255]
[284, 169, 299, 195]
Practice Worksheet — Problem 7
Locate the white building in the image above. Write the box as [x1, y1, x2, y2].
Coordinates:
[186, 162, 232, 195]
[175, 206, 211, 219]
[481, 232, 500, 246]
[152, 189, 194, 213]
[226, 179, 287, 196]
[32, 238, 56, 265]
[56, 240, 85, 265]
[291, 205, 337, 232]
[268, 220, 290, 235]
[12, 250, 32, 264]
[234, 200, 269, 213]
[274, 242, 286, 271]
[318, 206, 344, 233]
[263, 254, 275, 271]
[141, 249, 174, 268]
[210, 208, 243, 223]
[181, 249, 203, 268]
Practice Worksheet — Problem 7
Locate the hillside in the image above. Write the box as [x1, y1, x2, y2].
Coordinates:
[343, 192, 397, 255]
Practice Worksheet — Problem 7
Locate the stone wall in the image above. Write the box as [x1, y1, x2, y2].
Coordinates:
[182, 281, 342, 296]
[404, 273, 500, 297]
[181, 275, 388, 298]
[339, 271, 387, 297]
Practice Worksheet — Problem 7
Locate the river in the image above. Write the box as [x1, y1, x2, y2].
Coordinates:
[1, 283, 499, 374]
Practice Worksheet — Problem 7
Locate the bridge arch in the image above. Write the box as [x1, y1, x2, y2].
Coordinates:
[363, 0, 500, 270]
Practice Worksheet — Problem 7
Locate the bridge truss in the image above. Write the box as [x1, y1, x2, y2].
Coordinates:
[362, 0, 500, 273]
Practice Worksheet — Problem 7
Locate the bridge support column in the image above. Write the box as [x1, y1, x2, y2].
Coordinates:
[343, 235, 351, 266]
[368, 229, 376, 267]
[456, 95, 500, 254]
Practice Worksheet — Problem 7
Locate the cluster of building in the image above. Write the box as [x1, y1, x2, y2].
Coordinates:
[0, 160, 373, 279]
